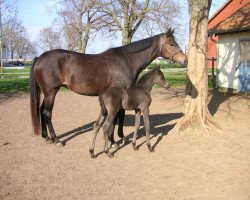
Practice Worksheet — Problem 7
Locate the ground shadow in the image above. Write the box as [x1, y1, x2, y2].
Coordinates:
[208, 88, 235, 116]
[58, 121, 95, 144]
[111, 112, 183, 156]
[59, 112, 183, 148]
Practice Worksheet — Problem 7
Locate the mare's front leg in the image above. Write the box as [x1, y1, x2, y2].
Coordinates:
[89, 112, 105, 158]
[117, 109, 126, 141]
[142, 107, 154, 152]
[132, 109, 141, 150]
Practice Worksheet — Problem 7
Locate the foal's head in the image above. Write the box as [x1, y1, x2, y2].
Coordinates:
[159, 28, 187, 67]
[152, 67, 170, 89]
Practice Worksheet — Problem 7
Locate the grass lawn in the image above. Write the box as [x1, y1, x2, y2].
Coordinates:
[0, 67, 214, 94]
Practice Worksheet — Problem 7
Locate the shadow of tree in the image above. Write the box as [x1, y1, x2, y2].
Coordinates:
[208, 88, 234, 116]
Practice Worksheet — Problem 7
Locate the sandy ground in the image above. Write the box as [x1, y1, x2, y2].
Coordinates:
[0, 89, 249, 200]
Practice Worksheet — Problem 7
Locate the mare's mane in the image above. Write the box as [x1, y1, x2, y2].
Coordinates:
[108, 33, 164, 55]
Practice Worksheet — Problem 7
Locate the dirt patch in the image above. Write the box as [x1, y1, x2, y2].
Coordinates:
[0, 89, 249, 200]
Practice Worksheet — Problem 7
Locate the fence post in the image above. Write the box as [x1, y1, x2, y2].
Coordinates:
[211, 57, 216, 88]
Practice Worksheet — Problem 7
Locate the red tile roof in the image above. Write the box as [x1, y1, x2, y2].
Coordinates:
[211, 3, 250, 34]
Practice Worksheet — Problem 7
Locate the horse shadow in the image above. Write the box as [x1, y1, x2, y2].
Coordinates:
[111, 113, 182, 155]
[58, 121, 95, 144]
[58, 112, 183, 152]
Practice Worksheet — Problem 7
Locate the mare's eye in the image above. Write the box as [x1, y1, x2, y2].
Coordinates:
[169, 43, 174, 46]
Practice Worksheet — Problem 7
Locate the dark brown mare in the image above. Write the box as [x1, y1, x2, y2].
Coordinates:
[89, 67, 169, 158]
[30, 29, 187, 146]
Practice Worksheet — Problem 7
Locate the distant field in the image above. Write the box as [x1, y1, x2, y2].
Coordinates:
[0, 65, 214, 94]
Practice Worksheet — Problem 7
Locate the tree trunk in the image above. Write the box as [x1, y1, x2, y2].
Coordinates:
[82, 24, 90, 54]
[77, 13, 83, 53]
[175, 0, 218, 135]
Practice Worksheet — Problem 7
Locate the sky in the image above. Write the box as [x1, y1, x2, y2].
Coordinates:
[16, 0, 227, 55]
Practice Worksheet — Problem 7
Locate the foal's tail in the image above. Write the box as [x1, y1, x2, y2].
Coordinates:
[99, 93, 108, 116]
[29, 57, 40, 135]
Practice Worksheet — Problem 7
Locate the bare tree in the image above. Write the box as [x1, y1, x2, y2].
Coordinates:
[101, 0, 181, 45]
[175, 0, 218, 134]
[38, 26, 62, 51]
[54, 0, 108, 53]
[101, 0, 149, 45]
[0, 0, 17, 72]
[3, 17, 26, 59]
[15, 36, 37, 59]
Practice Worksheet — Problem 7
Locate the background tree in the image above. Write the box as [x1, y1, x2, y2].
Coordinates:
[102, 0, 180, 45]
[15, 36, 37, 59]
[175, 0, 217, 134]
[3, 17, 26, 59]
[54, 0, 108, 53]
[0, 0, 17, 72]
[38, 26, 62, 51]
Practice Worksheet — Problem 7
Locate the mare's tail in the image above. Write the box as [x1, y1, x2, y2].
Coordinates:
[98, 93, 108, 116]
[29, 57, 40, 135]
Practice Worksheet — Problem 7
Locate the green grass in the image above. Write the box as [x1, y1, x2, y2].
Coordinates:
[0, 78, 30, 93]
[0, 67, 215, 94]
[148, 63, 180, 69]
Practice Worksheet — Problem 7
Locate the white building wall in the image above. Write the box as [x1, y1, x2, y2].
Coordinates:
[217, 32, 250, 90]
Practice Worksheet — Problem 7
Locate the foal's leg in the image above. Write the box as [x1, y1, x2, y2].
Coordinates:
[40, 101, 51, 143]
[103, 115, 116, 158]
[142, 107, 154, 152]
[89, 112, 105, 158]
[42, 90, 63, 147]
[132, 109, 141, 150]
[108, 114, 118, 147]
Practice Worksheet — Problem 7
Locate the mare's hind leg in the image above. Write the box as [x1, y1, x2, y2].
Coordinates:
[89, 112, 105, 158]
[132, 109, 141, 150]
[40, 101, 52, 143]
[42, 89, 63, 147]
[117, 109, 126, 140]
[142, 107, 154, 152]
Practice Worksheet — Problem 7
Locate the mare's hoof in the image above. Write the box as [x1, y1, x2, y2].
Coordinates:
[111, 143, 119, 149]
[55, 141, 64, 147]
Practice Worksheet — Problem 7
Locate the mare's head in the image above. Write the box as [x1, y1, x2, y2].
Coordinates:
[153, 66, 170, 89]
[159, 28, 187, 67]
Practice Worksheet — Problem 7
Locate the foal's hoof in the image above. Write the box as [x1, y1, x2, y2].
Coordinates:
[45, 139, 53, 144]
[91, 154, 97, 159]
[111, 143, 119, 149]
[107, 152, 114, 158]
[149, 147, 155, 152]
[147, 145, 154, 152]
[132, 143, 139, 151]
[122, 137, 129, 144]
[55, 141, 64, 147]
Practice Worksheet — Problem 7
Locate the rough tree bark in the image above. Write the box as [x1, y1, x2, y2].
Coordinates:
[175, 0, 218, 135]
